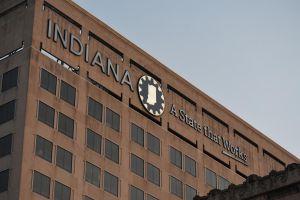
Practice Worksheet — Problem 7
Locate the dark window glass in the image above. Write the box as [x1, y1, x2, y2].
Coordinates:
[147, 133, 160, 156]
[130, 185, 144, 200]
[0, 169, 9, 193]
[131, 154, 144, 178]
[218, 176, 230, 190]
[205, 168, 217, 188]
[106, 108, 120, 132]
[86, 129, 101, 154]
[2, 67, 18, 92]
[131, 123, 144, 146]
[58, 113, 74, 139]
[54, 181, 71, 200]
[104, 171, 118, 197]
[0, 100, 15, 125]
[105, 139, 119, 164]
[0, 134, 12, 158]
[33, 170, 50, 198]
[170, 176, 183, 199]
[38, 101, 55, 128]
[60, 80, 76, 106]
[35, 135, 53, 162]
[185, 185, 197, 200]
[84, 196, 94, 200]
[147, 163, 160, 186]
[147, 194, 158, 200]
[185, 155, 196, 177]
[85, 161, 100, 187]
[170, 146, 182, 169]
[56, 146, 72, 173]
[88, 97, 102, 121]
[41, 69, 57, 95]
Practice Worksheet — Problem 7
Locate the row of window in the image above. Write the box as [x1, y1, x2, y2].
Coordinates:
[0, 67, 18, 92]
[33, 169, 119, 199]
[205, 168, 231, 190]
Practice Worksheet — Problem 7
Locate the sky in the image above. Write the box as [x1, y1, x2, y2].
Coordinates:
[73, 0, 300, 158]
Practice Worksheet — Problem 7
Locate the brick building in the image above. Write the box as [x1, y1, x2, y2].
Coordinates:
[0, 0, 299, 200]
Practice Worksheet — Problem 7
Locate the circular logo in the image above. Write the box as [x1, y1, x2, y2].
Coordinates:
[138, 75, 165, 116]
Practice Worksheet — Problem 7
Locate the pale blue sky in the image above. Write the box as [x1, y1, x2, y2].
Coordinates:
[73, 0, 300, 158]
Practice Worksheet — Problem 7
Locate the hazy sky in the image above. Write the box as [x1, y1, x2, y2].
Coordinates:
[73, 0, 300, 158]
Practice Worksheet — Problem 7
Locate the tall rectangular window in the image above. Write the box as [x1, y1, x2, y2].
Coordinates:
[170, 176, 183, 199]
[130, 185, 144, 200]
[38, 101, 55, 128]
[170, 146, 182, 169]
[218, 176, 230, 190]
[35, 135, 53, 162]
[54, 181, 71, 200]
[0, 169, 9, 193]
[105, 139, 119, 164]
[185, 185, 197, 200]
[185, 155, 196, 177]
[106, 108, 120, 132]
[147, 194, 158, 200]
[205, 168, 217, 188]
[33, 170, 50, 198]
[147, 133, 160, 156]
[131, 154, 144, 178]
[60, 80, 76, 106]
[0, 134, 12, 158]
[0, 100, 15, 125]
[147, 163, 160, 186]
[85, 161, 100, 187]
[58, 113, 74, 139]
[88, 97, 102, 121]
[41, 69, 57, 95]
[86, 129, 101, 154]
[131, 123, 144, 146]
[56, 146, 73, 173]
[104, 171, 118, 197]
[2, 67, 18, 92]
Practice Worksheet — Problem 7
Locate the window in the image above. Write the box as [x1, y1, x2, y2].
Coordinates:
[205, 168, 217, 188]
[54, 181, 71, 200]
[1, 67, 18, 92]
[131, 154, 144, 177]
[170, 176, 183, 199]
[130, 185, 144, 200]
[185, 155, 196, 177]
[38, 101, 55, 128]
[131, 123, 144, 146]
[56, 146, 72, 173]
[58, 113, 74, 139]
[35, 135, 53, 162]
[88, 97, 102, 121]
[0, 169, 9, 193]
[147, 194, 158, 200]
[41, 69, 57, 95]
[104, 171, 118, 197]
[106, 108, 120, 132]
[105, 139, 119, 164]
[0, 100, 15, 125]
[185, 185, 197, 200]
[147, 133, 160, 156]
[0, 134, 12, 158]
[85, 161, 100, 187]
[86, 129, 101, 154]
[83, 196, 93, 200]
[170, 146, 182, 169]
[218, 176, 230, 190]
[60, 80, 76, 106]
[147, 163, 160, 186]
[33, 170, 50, 198]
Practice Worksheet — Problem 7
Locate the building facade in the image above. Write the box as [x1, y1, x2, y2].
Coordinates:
[0, 0, 299, 200]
